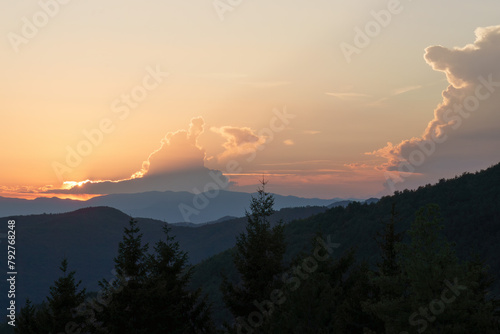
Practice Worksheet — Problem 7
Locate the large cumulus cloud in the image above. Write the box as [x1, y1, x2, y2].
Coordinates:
[369, 26, 500, 191]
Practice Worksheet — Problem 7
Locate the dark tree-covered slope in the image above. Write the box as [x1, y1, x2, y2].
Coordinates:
[191, 163, 500, 326]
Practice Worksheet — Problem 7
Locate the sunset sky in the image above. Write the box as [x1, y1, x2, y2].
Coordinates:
[1, 0, 500, 200]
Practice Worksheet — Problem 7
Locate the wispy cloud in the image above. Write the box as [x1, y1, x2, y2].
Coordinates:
[259, 160, 333, 167]
[239, 81, 292, 88]
[368, 85, 423, 106]
[325, 92, 371, 100]
[198, 72, 248, 79]
[391, 85, 422, 96]
[344, 162, 372, 169]
[303, 130, 321, 135]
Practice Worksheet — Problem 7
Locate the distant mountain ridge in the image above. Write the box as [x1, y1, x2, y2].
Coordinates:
[0, 190, 366, 224]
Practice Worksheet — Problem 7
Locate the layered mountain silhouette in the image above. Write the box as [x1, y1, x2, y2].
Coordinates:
[1, 162, 499, 324]
[0, 205, 329, 308]
[0, 190, 362, 223]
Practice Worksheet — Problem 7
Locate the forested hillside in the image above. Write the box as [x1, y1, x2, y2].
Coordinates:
[191, 163, 500, 327]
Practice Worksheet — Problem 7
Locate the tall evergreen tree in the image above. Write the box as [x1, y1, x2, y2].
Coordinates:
[375, 203, 404, 277]
[363, 204, 405, 333]
[97, 218, 216, 333]
[98, 218, 149, 332]
[30, 258, 87, 333]
[143, 224, 216, 333]
[114, 218, 150, 281]
[221, 178, 286, 332]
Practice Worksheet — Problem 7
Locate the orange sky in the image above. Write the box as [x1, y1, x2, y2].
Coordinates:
[1, 1, 500, 200]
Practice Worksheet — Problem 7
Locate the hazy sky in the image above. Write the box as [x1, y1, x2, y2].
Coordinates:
[1, 0, 500, 200]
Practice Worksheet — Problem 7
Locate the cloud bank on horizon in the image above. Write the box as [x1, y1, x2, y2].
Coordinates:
[51, 117, 276, 195]
[367, 25, 500, 192]
[52, 117, 231, 195]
